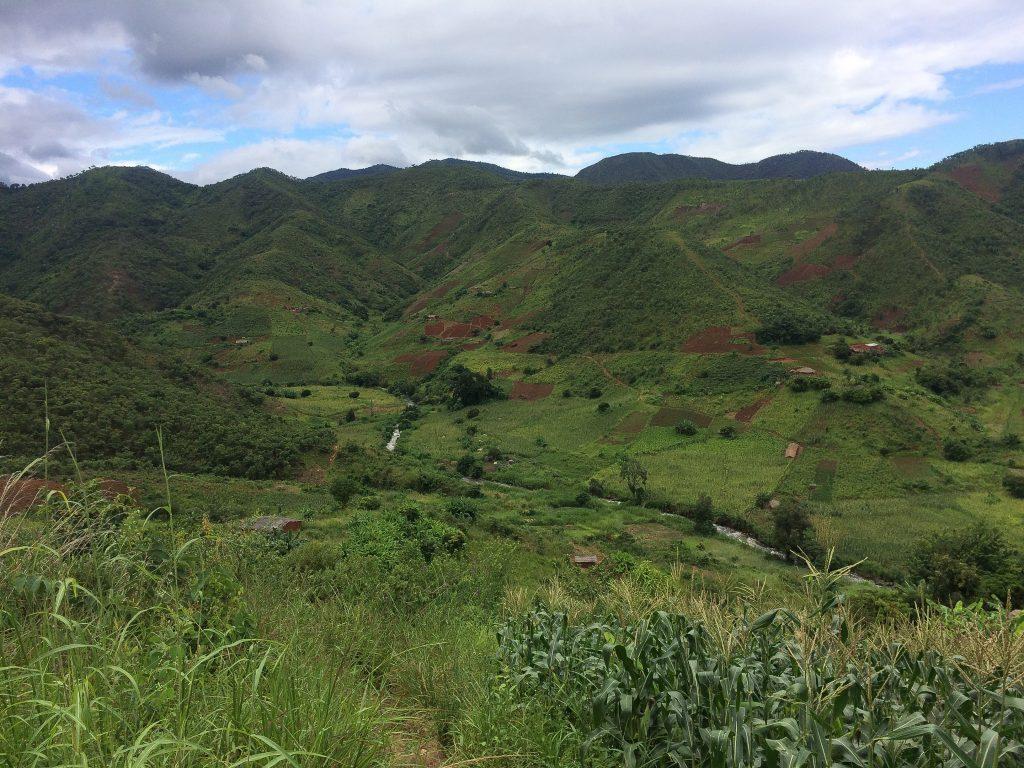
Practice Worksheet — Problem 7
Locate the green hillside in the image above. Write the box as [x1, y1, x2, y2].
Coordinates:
[3, 141, 1024, 767]
[0, 294, 331, 476]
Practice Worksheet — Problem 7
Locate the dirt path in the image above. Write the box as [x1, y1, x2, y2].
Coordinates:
[665, 231, 753, 323]
[585, 354, 629, 388]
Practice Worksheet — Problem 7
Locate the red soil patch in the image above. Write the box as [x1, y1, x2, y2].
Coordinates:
[734, 396, 772, 423]
[769, 357, 798, 363]
[949, 165, 1000, 203]
[510, 381, 554, 401]
[415, 213, 464, 251]
[395, 350, 448, 375]
[461, 340, 486, 351]
[681, 326, 763, 355]
[493, 369, 517, 378]
[788, 222, 837, 259]
[1, 477, 63, 516]
[723, 233, 762, 251]
[1, 476, 137, 517]
[470, 315, 495, 329]
[832, 253, 860, 270]
[651, 405, 712, 428]
[872, 306, 908, 332]
[777, 262, 830, 287]
[424, 319, 480, 340]
[430, 280, 458, 299]
[503, 332, 550, 353]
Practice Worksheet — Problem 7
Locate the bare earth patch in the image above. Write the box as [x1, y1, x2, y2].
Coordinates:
[681, 326, 763, 354]
[734, 396, 772, 423]
[949, 165, 1000, 203]
[723, 233, 762, 251]
[651, 405, 712, 428]
[510, 381, 554, 401]
[395, 350, 448, 375]
[503, 331, 550, 353]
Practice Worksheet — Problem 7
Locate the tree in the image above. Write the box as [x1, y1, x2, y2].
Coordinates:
[755, 305, 825, 345]
[330, 475, 360, 506]
[447, 364, 501, 408]
[943, 438, 972, 462]
[910, 523, 1021, 605]
[772, 501, 818, 563]
[619, 457, 648, 504]
[675, 420, 697, 436]
[692, 493, 715, 535]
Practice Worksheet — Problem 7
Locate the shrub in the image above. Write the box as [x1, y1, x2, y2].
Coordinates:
[349, 390, 360, 398]
[344, 408, 356, 422]
[943, 438, 972, 462]
[456, 454, 483, 479]
[329, 475, 361, 506]
[588, 478, 606, 498]
[1003, 472, 1024, 499]
[841, 384, 884, 404]
[587, 387, 603, 399]
[674, 420, 697, 436]
[447, 364, 502, 407]
[445, 498, 478, 523]
[719, 424, 737, 439]
[597, 402, 610, 413]
[466, 407, 480, 419]
[300, 389, 312, 398]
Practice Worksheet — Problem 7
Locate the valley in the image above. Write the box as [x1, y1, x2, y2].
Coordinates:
[3, 140, 1024, 766]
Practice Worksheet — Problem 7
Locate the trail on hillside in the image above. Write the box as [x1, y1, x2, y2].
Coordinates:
[585, 354, 629, 388]
[664, 230, 753, 324]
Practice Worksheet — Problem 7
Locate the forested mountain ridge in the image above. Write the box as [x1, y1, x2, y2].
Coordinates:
[574, 149, 863, 184]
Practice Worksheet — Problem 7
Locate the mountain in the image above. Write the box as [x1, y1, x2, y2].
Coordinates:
[575, 150, 863, 184]
[306, 163, 401, 182]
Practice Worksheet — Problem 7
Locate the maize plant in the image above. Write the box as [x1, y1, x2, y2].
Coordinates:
[498, 602, 1024, 767]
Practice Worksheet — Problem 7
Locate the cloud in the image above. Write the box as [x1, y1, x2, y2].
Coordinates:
[2, 1, 1024, 180]
[974, 76, 1024, 95]
[183, 135, 409, 184]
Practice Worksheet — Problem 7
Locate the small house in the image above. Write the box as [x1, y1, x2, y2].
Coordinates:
[784, 442, 803, 459]
[572, 554, 599, 568]
[246, 516, 302, 533]
[849, 342, 885, 354]
[790, 366, 818, 376]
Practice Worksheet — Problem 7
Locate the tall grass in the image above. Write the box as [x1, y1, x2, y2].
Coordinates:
[0, 479, 391, 767]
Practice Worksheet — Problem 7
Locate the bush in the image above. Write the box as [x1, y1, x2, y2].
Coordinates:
[466, 407, 480, 419]
[349, 390, 360, 398]
[674, 420, 697, 436]
[329, 475, 361, 506]
[597, 402, 610, 413]
[344, 408, 356, 422]
[445, 498, 478, 523]
[719, 424, 737, 439]
[587, 387, 603, 399]
[1003, 472, 1024, 499]
[588, 478, 606, 498]
[943, 439, 972, 462]
[456, 454, 483, 479]
[447, 364, 502, 407]
[841, 384, 884, 404]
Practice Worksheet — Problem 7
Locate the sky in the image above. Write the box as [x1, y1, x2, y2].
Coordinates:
[1, 0, 1024, 185]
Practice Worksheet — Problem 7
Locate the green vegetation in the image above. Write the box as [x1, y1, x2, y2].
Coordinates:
[2, 138, 1024, 763]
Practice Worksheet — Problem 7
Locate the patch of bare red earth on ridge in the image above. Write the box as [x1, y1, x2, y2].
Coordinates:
[394, 350, 449, 375]
[509, 382, 554, 401]
[681, 326, 763, 354]
[734, 396, 772, 423]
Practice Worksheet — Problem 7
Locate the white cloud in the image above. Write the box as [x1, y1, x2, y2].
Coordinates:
[2, 0, 1024, 181]
[183, 135, 409, 184]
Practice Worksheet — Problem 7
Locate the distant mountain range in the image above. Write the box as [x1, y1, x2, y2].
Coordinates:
[297, 149, 863, 187]
[574, 150, 863, 184]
